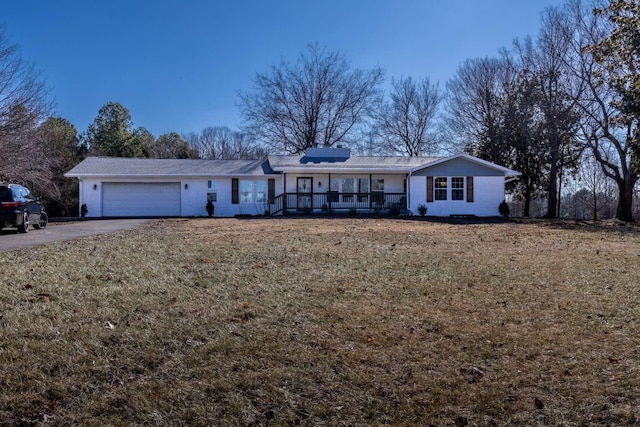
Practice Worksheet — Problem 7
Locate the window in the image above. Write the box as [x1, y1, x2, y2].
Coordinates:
[358, 178, 369, 202]
[255, 181, 267, 203]
[358, 178, 369, 193]
[435, 177, 447, 200]
[372, 179, 384, 192]
[207, 180, 217, 202]
[236, 179, 269, 204]
[342, 178, 355, 193]
[240, 180, 253, 203]
[342, 178, 355, 201]
[452, 177, 464, 201]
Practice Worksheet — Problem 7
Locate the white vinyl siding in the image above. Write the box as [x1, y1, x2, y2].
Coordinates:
[410, 176, 504, 216]
[102, 182, 181, 217]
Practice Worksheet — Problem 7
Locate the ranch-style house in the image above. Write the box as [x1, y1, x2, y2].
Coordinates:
[65, 147, 520, 218]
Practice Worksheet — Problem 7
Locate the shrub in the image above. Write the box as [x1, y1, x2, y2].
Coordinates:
[417, 204, 427, 216]
[499, 200, 510, 217]
[205, 201, 215, 217]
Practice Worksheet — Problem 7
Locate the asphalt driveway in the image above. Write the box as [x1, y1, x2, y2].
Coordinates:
[0, 219, 154, 253]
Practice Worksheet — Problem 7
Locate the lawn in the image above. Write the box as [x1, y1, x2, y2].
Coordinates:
[0, 218, 639, 426]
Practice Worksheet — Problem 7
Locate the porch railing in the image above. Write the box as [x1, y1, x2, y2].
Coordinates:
[268, 192, 406, 215]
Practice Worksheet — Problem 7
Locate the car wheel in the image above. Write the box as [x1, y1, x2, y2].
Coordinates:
[18, 211, 29, 233]
[33, 211, 48, 230]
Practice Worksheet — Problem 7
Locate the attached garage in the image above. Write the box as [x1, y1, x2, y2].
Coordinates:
[102, 182, 181, 217]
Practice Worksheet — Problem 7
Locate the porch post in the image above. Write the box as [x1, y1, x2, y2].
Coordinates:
[369, 174, 373, 210]
[283, 173, 287, 212]
[328, 173, 331, 210]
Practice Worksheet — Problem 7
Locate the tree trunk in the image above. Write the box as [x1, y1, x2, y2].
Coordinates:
[523, 191, 532, 217]
[545, 157, 559, 218]
[556, 170, 563, 218]
[616, 178, 635, 222]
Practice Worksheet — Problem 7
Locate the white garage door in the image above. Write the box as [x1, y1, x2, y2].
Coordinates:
[102, 182, 181, 217]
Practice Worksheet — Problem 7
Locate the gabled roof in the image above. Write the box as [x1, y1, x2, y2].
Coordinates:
[65, 152, 521, 179]
[410, 153, 521, 176]
[65, 157, 273, 178]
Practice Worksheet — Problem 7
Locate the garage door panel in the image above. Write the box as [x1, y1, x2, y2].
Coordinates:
[102, 182, 181, 217]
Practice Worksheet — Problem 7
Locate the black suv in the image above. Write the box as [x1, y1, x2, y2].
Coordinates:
[0, 184, 48, 233]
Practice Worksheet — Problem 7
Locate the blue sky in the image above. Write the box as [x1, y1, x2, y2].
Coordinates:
[4, 0, 563, 137]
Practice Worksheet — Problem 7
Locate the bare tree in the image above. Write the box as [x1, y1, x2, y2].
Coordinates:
[184, 126, 267, 159]
[513, 7, 583, 218]
[148, 132, 198, 159]
[239, 44, 384, 154]
[578, 152, 609, 220]
[376, 76, 441, 156]
[568, 0, 640, 222]
[446, 57, 513, 165]
[349, 126, 389, 156]
[34, 117, 86, 216]
[0, 25, 51, 185]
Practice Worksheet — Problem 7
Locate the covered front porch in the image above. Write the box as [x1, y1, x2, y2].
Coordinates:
[268, 173, 408, 215]
[269, 192, 406, 214]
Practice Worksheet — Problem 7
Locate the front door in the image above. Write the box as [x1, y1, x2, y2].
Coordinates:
[297, 177, 313, 211]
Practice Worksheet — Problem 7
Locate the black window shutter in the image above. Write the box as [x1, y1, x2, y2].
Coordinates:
[426, 176, 434, 203]
[268, 179, 275, 204]
[232, 178, 239, 204]
[466, 176, 474, 203]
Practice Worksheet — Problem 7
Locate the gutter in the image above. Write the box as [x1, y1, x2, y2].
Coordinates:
[64, 173, 275, 179]
[505, 176, 520, 184]
[407, 170, 412, 211]
[272, 167, 415, 174]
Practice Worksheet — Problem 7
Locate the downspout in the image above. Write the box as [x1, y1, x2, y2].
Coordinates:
[79, 179, 84, 217]
[407, 171, 411, 212]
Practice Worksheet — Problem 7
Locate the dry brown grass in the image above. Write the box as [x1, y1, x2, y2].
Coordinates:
[1, 217, 639, 426]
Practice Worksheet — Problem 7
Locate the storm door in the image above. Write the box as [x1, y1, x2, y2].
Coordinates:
[297, 177, 313, 211]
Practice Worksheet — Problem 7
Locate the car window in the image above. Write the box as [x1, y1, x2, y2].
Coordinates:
[0, 187, 12, 202]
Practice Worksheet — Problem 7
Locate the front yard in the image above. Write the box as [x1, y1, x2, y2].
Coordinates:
[0, 218, 639, 426]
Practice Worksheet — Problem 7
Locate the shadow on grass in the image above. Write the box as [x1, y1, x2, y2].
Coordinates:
[509, 217, 640, 234]
[228, 213, 640, 233]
